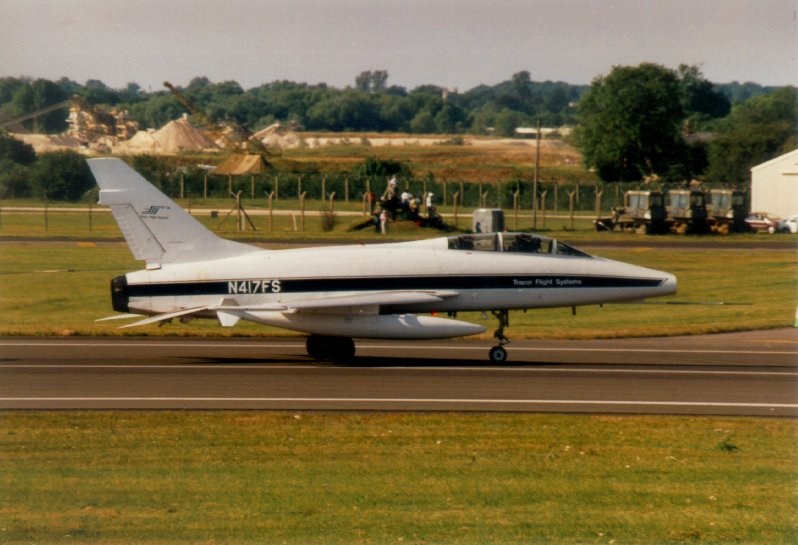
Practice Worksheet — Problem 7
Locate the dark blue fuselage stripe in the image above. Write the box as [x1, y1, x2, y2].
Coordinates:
[126, 275, 663, 298]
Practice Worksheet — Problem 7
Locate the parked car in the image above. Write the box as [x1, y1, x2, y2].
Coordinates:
[745, 212, 781, 233]
[778, 215, 798, 234]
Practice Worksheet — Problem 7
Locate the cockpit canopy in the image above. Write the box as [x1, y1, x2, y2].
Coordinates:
[447, 233, 591, 258]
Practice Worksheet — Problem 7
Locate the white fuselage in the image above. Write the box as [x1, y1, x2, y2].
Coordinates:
[119, 235, 676, 323]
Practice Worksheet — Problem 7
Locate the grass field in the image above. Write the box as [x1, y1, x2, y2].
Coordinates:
[2, 412, 796, 545]
[272, 136, 589, 183]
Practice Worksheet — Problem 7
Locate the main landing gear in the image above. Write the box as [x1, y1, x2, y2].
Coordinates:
[306, 334, 356, 361]
[489, 310, 511, 362]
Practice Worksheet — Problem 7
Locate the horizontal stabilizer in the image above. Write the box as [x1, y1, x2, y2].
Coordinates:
[95, 313, 143, 322]
[118, 306, 209, 329]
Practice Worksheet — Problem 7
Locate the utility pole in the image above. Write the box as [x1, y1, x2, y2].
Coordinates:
[533, 117, 541, 229]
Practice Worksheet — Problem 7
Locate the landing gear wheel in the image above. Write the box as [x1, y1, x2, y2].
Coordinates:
[305, 335, 356, 361]
[489, 346, 508, 363]
[330, 337, 356, 361]
[488, 310, 511, 362]
[306, 335, 325, 359]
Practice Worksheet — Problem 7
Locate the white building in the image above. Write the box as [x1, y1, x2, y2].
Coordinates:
[750, 149, 798, 218]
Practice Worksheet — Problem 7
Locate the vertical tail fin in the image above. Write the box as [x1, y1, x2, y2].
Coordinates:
[88, 158, 259, 268]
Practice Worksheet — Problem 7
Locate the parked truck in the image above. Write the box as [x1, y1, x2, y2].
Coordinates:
[706, 189, 747, 234]
[596, 188, 742, 235]
[666, 189, 707, 234]
[594, 190, 668, 234]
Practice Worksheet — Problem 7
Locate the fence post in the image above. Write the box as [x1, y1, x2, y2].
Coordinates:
[568, 190, 576, 230]
[203, 174, 208, 199]
[300, 191, 307, 232]
[266, 192, 274, 232]
[554, 182, 559, 212]
[344, 175, 349, 202]
[235, 190, 243, 232]
[595, 186, 604, 219]
[453, 191, 460, 229]
[540, 190, 547, 229]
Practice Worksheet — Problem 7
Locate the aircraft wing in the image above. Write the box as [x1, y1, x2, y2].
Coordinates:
[104, 291, 460, 329]
[239, 290, 460, 312]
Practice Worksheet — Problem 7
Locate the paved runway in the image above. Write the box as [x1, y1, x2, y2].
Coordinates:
[1, 329, 796, 416]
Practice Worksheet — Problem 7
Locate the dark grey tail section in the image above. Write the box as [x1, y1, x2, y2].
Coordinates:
[88, 158, 259, 267]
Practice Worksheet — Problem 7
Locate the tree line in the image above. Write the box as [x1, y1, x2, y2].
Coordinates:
[0, 66, 794, 199]
[0, 69, 782, 137]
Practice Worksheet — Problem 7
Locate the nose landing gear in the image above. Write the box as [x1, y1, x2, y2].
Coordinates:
[489, 310, 511, 362]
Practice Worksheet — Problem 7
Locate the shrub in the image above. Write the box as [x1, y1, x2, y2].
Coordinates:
[31, 150, 93, 201]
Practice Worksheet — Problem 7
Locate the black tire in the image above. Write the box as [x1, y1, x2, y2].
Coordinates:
[489, 346, 508, 363]
[306, 334, 326, 359]
[330, 337, 356, 361]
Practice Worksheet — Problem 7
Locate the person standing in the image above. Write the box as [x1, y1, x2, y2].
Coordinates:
[379, 208, 388, 234]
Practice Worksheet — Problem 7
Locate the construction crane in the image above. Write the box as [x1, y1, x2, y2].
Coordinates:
[0, 100, 71, 132]
[163, 81, 269, 155]
[163, 82, 214, 132]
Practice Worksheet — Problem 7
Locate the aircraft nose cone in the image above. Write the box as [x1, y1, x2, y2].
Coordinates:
[661, 272, 677, 296]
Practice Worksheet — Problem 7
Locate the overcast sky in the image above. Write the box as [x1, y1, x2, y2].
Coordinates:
[3, 0, 796, 91]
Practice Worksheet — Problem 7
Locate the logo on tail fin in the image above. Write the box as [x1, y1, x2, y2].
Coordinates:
[140, 205, 171, 217]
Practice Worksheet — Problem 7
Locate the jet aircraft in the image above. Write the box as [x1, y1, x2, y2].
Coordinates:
[89, 158, 677, 362]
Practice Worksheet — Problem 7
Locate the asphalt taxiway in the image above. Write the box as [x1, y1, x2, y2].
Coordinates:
[1, 329, 796, 416]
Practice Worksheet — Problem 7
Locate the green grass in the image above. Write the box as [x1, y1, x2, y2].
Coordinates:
[1, 412, 795, 544]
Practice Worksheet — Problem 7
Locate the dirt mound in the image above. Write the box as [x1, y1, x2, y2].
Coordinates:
[115, 129, 160, 153]
[10, 133, 82, 153]
[152, 116, 218, 154]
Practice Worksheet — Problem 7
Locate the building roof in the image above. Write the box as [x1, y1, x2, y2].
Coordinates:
[212, 153, 271, 175]
[750, 148, 798, 173]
